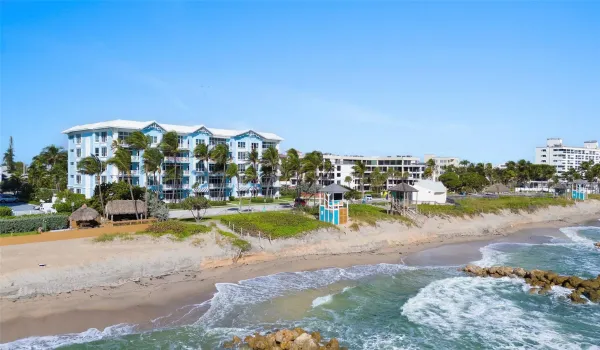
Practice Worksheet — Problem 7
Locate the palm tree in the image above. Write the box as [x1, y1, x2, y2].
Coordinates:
[301, 151, 323, 203]
[3, 136, 15, 172]
[108, 146, 139, 219]
[210, 144, 230, 200]
[40, 145, 68, 191]
[344, 175, 352, 188]
[244, 165, 258, 198]
[193, 143, 210, 195]
[321, 159, 333, 186]
[286, 148, 301, 197]
[160, 131, 179, 202]
[78, 156, 106, 216]
[261, 146, 280, 198]
[226, 163, 240, 208]
[352, 160, 366, 198]
[248, 148, 259, 196]
[126, 131, 151, 196]
[142, 147, 163, 196]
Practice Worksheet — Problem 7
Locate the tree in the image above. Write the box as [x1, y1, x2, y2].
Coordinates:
[160, 131, 180, 202]
[322, 159, 333, 185]
[210, 143, 230, 200]
[460, 172, 488, 193]
[142, 147, 163, 196]
[108, 146, 139, 219]
[261, 146, 280, 198]
[39, 145, 68, 191]
[193, 142, 211, 194]
[352, 161, 366, 197]
[181, 196, 211, 222]
[423, 167, 434, 180]
[424, 158, 436, 180]
[126, 131, 150, 190]
[370, 167, 387, 194]
[344, 175, 353, 188]
[78, 156, 106, 215]
[3, 136, 16, 172]
[438, 172, 461, 192]
[244, 165, 258, 197]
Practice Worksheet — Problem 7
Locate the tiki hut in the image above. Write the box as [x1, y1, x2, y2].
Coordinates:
[105, 200, 148, 221]
[69, 204, 101, 228]
[483, 183, 510, 194]
[388, 183, 419, 215]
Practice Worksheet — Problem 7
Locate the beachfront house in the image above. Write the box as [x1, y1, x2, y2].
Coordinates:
[62, 120, 284, 201]
[412, 180, 447, 204]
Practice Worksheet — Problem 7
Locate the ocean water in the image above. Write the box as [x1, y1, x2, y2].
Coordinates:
[4, 223, 600, 350]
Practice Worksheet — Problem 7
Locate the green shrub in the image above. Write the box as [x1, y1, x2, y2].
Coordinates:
[35, 188, 54, 203]
[217, 229, 251, 252]
[229, 196, 235, 202]
[220, 212, 333, 238]
[0, 214, 69, 234]
[143, 220, 210, 240]
[0, 207, 13, 217]
[209, 200, 227, 206]
[167, 202, 184, 209]
[250, 197, 274, 203]
[53, 192, 87, 213]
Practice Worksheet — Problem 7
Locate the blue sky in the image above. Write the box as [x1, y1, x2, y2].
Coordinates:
[2, 1, 599, 164]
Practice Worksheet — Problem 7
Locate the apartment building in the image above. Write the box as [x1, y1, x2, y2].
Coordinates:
[63, 120, 283, 199]
[424, 154, 461, 180]
[312, 154, 426, 191]
[534, 138, 600, 174]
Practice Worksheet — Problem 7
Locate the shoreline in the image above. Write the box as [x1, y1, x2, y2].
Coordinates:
[1, 203, 599, 343]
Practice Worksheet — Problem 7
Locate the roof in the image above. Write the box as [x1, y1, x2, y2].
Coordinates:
[319, 183, 350, 194]
[553, 183, 568, 190]
[62, 120, 284, 141]
[414, 180, 447, 193]
[388, 183, 418, 192]
[105, 200, 148, 216]
[483, 183, 510, 193]
[69, 205, 100, 221]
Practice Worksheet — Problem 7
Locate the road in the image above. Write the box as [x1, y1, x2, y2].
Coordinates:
[169, 202, 293, 219]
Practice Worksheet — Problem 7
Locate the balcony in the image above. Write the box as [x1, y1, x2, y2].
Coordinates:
[182, 170, 190, 176]
[178, 143, 189, 150]
[164, 156, 190, 163]
[130, 170, 140, 175]
[131, 156, 140, 162]
[208, 183, 232, 189]
[162, 184, 190, 190]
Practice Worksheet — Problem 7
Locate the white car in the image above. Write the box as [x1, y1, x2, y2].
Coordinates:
[40, 203, 57, 214]
[0, 194, 18, 203]
[364, 195, 373, 202]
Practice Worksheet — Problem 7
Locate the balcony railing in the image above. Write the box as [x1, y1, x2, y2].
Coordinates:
[162, 184, 190, 190]
[131, 156, 140, 162]
[130, 170, 139, 175]
[183, 170, 190, 176]
[164, 157, 190, 162]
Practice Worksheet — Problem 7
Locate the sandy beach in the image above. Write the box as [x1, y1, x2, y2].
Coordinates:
[1, 201, 599, 343]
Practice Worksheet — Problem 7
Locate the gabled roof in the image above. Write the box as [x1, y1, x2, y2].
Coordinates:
[319, 183, 349, 194]
[61, 120, 284, 140]
[414, 180, 447, 193]
[389, 183, 418, 192]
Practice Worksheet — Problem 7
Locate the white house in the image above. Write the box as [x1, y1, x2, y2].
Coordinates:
[412, 180, 447, 204]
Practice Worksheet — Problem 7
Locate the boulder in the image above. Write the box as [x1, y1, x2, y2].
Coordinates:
[311, 331, 322, 344]
[585, 289, 600, 303]
[325, 338, 340, 350]
[498, 266, 513, 276]
[280, 341, 293, 350]
[579, 280, 600, 290]
[569, 290, 587, 304]
[554, 276, 569, 285]
[567, 276, 584, 289]
[594, 242, 600, 248]
[539, 285, 551, 295]
[529, 288, 539, 295]
[513, 267, 527, 278]
[276, 329, 297, 343]
[293, 333, 319, 350]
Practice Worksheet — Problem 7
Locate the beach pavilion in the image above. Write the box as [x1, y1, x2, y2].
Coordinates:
[318, 183, 349, 225]
[388, 183, 419, 215]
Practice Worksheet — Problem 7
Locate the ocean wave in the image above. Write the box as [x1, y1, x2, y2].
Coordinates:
[196, 263, 422, 326]
[311, 294, 334, 308]
[559, 226, 599, 245]
[401, 276, 586, 349]
[0, 323, 136, 350]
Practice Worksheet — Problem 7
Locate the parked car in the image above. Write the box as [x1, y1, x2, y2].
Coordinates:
[364, 195, 373, 202]
[293, 198, 307, 207]
[0, 194, 18, 203]
[39, 202, 57, 214]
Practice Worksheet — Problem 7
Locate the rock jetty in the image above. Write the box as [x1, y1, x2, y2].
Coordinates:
[462, 265, 600, 304]
[223, 328, 346, 350]
[594, 242, 600, 249]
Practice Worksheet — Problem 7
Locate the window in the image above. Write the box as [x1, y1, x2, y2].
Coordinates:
[237, 141, 246, 148]
[151, 136, 158, 144]
[209, 137, 227, 145]
[196, 139, 205, 145]
[262, 141, 276, 149]
[70, 149, 74, 152]
[209, 164, 215, 172]
[196, 162, 205, 171]
[238, 152, 247, 160]
[75, 134, 82, 144]
[101, 176, 107, 184]
[70, 162, 74, 165]
[76, 175, 81, 184]
[76, 189, 81, 194]
[101, 147, 107, 157]
[251, 142, 259, 150]
[118, 132, 130, 142]
[178, 136, 185, 147]
[76, 149, 81, 158]
[95, 133, 100, 142]
[95, 148, 100, 157]
[238, 163, 246, 172]
[101, 132, 107, 142]
[195, 175, 205, 183]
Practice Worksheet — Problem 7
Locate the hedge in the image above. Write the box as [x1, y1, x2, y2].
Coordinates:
[250, 197, 274, 203]
[0, 214, 70, 234]
[0, 207, 13, 217]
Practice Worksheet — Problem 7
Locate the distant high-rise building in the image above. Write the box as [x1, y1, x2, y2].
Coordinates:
[534, 138, 599, 174]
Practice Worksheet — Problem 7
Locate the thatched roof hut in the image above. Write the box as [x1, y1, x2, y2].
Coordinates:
[483, 183, 510, 194]
[105, 200, 147, 217]
[70, 205, 100, 222]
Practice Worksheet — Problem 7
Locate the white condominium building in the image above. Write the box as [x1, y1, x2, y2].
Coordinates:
[424, 154, 461, 180]
[287, 154, 425, 191]
[535, 138, 600, 174]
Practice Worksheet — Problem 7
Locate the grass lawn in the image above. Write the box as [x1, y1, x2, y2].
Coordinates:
[589, 194, 600, 200]
[349, 204, 414, 226]
[0, 231, 40, 238]
[220, 212, 334, 238]
[93, 221, 212, 242]
[419, 196, 573, 217]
